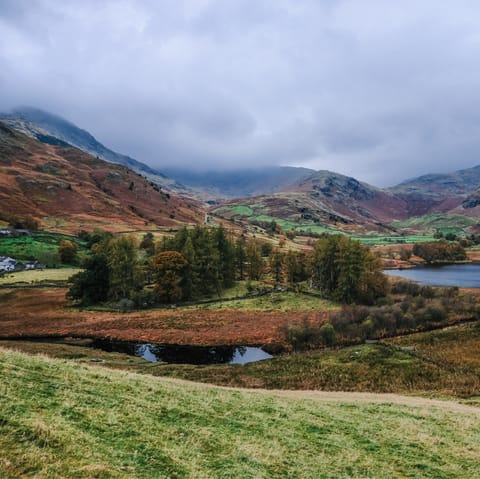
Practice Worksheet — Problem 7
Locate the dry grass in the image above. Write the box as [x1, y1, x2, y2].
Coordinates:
[0, 268, 81, 285]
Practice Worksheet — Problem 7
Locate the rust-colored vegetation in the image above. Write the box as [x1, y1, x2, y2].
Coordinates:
[0, 124, 202, 233]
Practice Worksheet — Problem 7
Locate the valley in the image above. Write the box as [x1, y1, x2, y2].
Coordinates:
[1, 110, 480, 479]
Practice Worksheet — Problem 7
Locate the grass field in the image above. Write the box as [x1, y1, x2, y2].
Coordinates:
[214, 205, 442, 244]
[354, 235, 436, 245]
[195, 291, 339, 312]
[0, 268, 81, 285]
[0, 232, 87, 262]
[390, 214, 476, 236]
[1, 348, 479, 479]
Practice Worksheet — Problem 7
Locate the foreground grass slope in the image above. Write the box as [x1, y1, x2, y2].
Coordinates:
[1, 349, 480, 479]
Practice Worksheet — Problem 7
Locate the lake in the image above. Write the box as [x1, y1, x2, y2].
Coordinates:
[386, 263, 480, 288]
[91, 339, 273, 365]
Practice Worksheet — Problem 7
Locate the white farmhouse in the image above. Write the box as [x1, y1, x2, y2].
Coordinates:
[0, 256, 17, 272]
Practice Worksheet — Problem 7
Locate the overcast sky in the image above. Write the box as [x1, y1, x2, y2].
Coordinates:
[1, 1, 480, 186]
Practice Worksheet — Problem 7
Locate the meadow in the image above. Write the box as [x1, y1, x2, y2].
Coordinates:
[0, 268, 81, 286]
[1, 347, 479, 479]
[390, 213, 476, 236]
[0, 231, 87, 265]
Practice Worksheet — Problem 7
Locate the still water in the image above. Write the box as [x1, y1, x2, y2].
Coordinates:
[91, 339, 273, 365]
[386, 263, 480, 288]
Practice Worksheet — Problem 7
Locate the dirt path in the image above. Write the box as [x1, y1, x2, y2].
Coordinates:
[155, 376, 480, 414]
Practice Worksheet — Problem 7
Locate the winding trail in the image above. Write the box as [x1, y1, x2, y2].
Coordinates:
[144, 375, 480, 414]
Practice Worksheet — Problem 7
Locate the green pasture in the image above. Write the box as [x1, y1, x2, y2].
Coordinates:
[1, 348, 479, 478]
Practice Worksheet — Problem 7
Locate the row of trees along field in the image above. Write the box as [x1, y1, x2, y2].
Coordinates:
[67, 226, 388, 307]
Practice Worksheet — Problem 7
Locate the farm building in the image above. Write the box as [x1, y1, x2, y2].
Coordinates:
[0, 257, 18, 272]
[25, 261, 46, 270]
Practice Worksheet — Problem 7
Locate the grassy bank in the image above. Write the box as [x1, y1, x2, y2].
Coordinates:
[1, 348, 479, 479]
[138, 325, 480, 397]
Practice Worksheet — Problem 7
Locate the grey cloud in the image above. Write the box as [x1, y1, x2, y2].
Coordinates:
[1, 0, 480, 186]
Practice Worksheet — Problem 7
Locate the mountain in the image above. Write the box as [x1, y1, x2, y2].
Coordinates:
[212, 170, 409, 234]
[212, 166, 480, 234]
[3, 107, 479, 234]
[0, 107, 182, 191]
[0, 122, 201, 233]
[388, 166, 480, 216]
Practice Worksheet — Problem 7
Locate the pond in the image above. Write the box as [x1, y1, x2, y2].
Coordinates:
[385, 263, 480, 288]
[91, 339, 273, 365]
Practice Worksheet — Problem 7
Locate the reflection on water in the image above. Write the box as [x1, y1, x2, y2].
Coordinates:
[91, 339, 273, 365]
[386, 263, 480, 288]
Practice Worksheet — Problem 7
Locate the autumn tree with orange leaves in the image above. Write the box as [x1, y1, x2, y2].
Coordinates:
[150, 251, 188, 303]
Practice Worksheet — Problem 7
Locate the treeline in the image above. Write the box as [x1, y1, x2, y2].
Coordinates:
[0, 213, 39, 231]
[413, 240, 466, 263]
[68, 227, 388, 307]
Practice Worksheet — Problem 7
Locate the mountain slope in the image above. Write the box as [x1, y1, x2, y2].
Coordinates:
[389, 166, 480, 216]
[0, 122, 201, 233]
[0, 107, 182, 191]
[212, 170, 411, 234]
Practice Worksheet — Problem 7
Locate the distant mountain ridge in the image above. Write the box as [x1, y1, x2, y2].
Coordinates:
[211, 165, 480, 234]
[0, 107, 182, 191]
[388, 166, 480, 216]
[2, 106, 480, 232]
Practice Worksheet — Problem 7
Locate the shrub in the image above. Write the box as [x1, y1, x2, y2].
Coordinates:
[282, 318, 336, 350]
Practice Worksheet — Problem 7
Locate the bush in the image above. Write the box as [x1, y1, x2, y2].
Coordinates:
[319, 323, 337, 346]
[283, 318, 336, 351]
[132, 289, 156, 309]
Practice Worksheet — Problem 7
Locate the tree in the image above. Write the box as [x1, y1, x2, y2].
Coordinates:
[150, 251, 187, 303]
[67, 254, 110, 305]
[235, 237, 247, 280]
[214, 226, 235, 288]
[270, 249, 284, 284]
[311, 235, 387, 304]
[190, 226, 221, 296]
[58, 239, 78, 264]
[285, 250, 308, 285]
[413, 241, 466, 263]
[245, 239, 264, 281]
[139, 232, 155, 256]
[180, 236, 197, 300]
[107, 236, 142, 300]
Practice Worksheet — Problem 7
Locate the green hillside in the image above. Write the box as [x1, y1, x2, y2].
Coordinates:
[1, 348, 479, 478]
[390, 214, 477, 236]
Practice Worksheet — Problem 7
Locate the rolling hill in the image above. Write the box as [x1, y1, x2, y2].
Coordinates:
[0, 122, 202, 233]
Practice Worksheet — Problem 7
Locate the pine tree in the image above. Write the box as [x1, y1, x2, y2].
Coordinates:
[245, 239, 264, 281]
[107, 236, 142, 300]
[214, 226, 235, 288]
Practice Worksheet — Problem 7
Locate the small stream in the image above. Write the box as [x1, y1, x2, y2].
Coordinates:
[90, 339, 273, 365]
